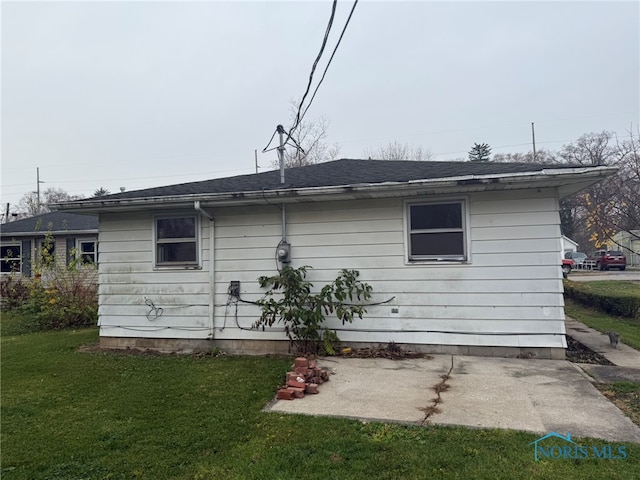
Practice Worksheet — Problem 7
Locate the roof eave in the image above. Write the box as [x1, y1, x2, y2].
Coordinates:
[1, 229, 99, 238]
[52, 166, 617, 213]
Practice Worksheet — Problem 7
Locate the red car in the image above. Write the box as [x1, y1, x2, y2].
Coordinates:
[589, 250, 627, 271]
[562, 258, 574, 278]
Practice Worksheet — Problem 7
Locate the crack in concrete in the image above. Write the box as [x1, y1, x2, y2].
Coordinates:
[419, 355, 454, 424]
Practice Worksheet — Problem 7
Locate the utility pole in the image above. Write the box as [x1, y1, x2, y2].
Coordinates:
[254, 149, 259, 174]
[36, 167, 46, 213]
[277, 125, 286, 184]
[277, 124, 286, 239]
[531, 122, 537, 162]
[275, 124, 291, 262]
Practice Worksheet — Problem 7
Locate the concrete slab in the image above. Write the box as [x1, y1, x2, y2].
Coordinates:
[270, 356, 451, 423]
[578, 364, 640, 383]
[569, 271, 640, 282]
[565, 317, 640, 369]
[267, 355, 640, 444]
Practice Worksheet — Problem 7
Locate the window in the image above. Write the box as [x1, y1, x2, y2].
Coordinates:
[79, 241, 96, 265]
[155, 216, 198, 266]
[1, 244, 21, 273]
[407, 200, 467, 261]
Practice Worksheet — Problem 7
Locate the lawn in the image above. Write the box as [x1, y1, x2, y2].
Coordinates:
[564, 298, 640, 351]
[567, 279, 640, 298]
[1, 314, 639, 479]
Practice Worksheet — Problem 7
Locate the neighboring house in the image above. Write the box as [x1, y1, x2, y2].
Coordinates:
[54, 159, 616, 358]
[1, 212, 98, 276]
[613, 230, 640, 266]
[560, 235, 578, 254]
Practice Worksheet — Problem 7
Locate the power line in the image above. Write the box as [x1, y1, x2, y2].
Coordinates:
[288, 0, 338, 140]
[281, 0, 359, 156]
[298, 0, 359, 126]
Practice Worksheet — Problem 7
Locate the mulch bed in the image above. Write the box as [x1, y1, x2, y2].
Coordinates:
[339, 342, 431, 360]
[565, 335, 613, 365]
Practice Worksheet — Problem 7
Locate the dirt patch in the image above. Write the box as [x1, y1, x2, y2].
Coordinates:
[595, 383, 640, 427]
[565, 335, 613, 365]
[340, 342, 432, 360]
[77, 343, 225, 357]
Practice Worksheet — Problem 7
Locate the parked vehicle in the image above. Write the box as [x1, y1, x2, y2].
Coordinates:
[589, 250, 627, 271]
[562, 258, 574, 278]
[564, 251, 588, 268]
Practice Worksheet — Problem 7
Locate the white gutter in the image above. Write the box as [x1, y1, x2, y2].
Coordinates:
[53, 166, 617, 212]
[0, 229, 99, 237]
[194, 201, 216, 340]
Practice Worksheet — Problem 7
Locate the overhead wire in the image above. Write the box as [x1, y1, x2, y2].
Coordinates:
[261, 0, 360, 161]
[297, 0, 359, 127]
[288, 0, 339, 141]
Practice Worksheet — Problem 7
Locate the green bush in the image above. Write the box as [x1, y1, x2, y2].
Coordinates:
[255, 265, 373, 355]
[17, 271, 98, 330]
[563, 280, 640, 319]
[0, 275, 30, 309]
[1, 233, 98, 331]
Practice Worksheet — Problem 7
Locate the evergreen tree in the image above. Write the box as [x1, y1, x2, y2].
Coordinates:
[468, 143, 492, 162]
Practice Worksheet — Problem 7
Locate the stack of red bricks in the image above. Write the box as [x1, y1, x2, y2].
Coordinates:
[277, 357, 330, 400]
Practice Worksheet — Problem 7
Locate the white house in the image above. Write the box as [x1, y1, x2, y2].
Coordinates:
[613, 230, 640, 266]
[560, 235, 578, 255]
[55, 159, 616, 358]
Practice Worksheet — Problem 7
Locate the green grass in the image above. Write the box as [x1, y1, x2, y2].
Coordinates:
[3, 327, 640, 479]
[565, 298, 640, 351]
[567, 280, 640, 297]
[0, 311, 43, 336]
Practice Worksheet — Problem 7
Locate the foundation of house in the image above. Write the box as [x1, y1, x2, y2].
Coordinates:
[99, 337, 565, 360]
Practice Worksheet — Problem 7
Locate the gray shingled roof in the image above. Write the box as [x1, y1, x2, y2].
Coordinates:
[1, 212, 98, 235]
[80, 159, 575, 201]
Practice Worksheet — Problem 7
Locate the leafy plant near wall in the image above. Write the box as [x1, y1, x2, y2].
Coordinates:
[254, 265, 373, 355]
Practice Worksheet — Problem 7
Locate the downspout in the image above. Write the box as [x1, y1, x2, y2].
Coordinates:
[195, 201, 215, 339]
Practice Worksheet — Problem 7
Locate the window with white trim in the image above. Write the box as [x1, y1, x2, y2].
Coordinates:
[407, 200, 467, 261]
[1, 244, 21, 273]
[155, 215, 198, 266]
[79, 240, 97, 265]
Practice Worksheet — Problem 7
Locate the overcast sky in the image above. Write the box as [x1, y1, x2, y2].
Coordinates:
[2, 1, 638, 211]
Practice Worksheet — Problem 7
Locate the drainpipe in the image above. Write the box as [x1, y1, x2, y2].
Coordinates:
[194, 201, 215, 339]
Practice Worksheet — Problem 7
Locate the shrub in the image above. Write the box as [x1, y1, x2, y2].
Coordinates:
[563, 280, 640, 319]
[255, 265, 373, 355]
[0, 275, 30, 310]
[2, 235, 98, 331]
[18, 268, 98, 330]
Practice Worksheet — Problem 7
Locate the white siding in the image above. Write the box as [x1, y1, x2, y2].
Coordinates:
[97, 188, 566, 348]
[98, 211, 213, 339]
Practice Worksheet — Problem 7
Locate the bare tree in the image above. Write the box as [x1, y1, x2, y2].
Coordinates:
[492, 149, 559, 164]
[18, 187, 84, 217]
[274, 101, 341, 169]
[553, 130, 639, 254]
[560, 131, 617, 166]
[363, 140, 432, 161]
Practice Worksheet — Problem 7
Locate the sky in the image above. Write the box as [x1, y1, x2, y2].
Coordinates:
[1, 1, 638, 212]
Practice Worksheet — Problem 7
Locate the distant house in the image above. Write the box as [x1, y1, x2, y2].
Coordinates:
[561, 235, 578, 254]
[1, 212, 98, 276]
[613, 230, 640, 266]
[54, 159, 615, 358]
